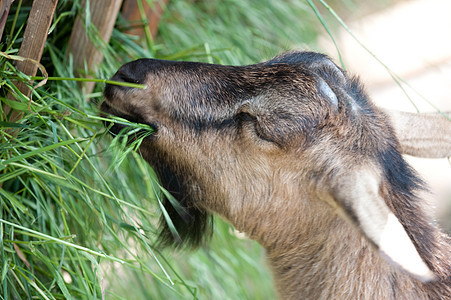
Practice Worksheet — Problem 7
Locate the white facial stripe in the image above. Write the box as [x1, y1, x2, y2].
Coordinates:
[379, 213, 436, 282]
[333, 168, 435, 282]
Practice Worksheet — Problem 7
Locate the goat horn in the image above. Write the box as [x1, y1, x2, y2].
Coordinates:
[384, 109, 451, 158]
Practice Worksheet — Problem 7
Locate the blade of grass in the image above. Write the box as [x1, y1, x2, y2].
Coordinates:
[30, 76, 147, 89]
[307, 0, 345, 69]
[0, 137, 86, 168]
[0, 219, 126, 264]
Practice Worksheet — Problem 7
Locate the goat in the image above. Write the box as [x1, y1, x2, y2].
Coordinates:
[101, 51, 451, 299]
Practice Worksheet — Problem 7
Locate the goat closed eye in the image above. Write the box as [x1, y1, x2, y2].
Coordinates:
[236, 112, 277, 146]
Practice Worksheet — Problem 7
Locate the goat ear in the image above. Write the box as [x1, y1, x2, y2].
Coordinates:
[384, 109, 451, 158]
[330, 168, 436, 282]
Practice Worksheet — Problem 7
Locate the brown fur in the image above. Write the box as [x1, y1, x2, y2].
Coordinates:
[101, 51, 451, 299]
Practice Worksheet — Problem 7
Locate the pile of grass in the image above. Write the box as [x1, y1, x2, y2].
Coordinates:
[0, 0, 385, 299]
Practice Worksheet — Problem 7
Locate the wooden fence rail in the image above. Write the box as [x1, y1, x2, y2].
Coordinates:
[0, 0, 14, 41]
[68, 0, 168, 95]
[67, 0, 123, 95]
[2, 0, 168, 118]
[4, 0, 58, 123]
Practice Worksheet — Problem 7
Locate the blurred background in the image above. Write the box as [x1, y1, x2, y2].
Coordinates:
[0, 0, 449, 299]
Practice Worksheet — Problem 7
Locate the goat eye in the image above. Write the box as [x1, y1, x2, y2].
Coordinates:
[236, 112, 275, 145]
[236, 111, 255, 123]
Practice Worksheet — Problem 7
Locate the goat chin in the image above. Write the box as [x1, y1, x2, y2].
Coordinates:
[101, 51, 451, 299]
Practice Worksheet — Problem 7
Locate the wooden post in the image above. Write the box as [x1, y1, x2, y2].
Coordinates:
[67, 0, 123, 95]
[5, 0, 58, 122]
[0, 0, 14, 41]
[14, 0, 57, 97]
[121, 0, 169, 39]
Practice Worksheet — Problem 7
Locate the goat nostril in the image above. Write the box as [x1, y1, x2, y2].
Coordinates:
[116, 71, 140, 84]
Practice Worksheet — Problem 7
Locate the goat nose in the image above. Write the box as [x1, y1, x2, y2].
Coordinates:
[111, 61, 147, 85]
[104, 60, 150, 99]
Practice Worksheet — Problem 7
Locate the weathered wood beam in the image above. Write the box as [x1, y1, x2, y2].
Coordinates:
[0, 0, 14, 41]
[14, 0, 58, 96]
[121, 0, 169, 39]
[5, 0, 58, 122]
[67, 0, 123, 95]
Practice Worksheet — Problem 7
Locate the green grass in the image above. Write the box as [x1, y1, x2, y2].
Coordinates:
[0, 0, 424, 299]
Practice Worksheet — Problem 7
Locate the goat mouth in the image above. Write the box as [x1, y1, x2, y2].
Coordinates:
[100, 101, 157, 137]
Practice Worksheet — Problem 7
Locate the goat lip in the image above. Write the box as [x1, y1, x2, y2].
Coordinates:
[99, 101, 157, 137]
